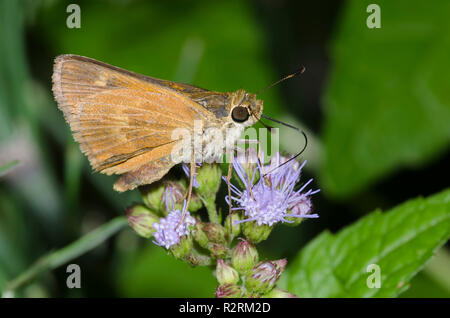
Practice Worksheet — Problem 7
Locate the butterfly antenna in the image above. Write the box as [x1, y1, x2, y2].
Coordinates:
[259, 114, 308, 177]
[255, 66, 305, 95]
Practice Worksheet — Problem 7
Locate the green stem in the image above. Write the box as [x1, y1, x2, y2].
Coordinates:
[201, 196, 219, 223]
[0, 159, 20, 177]
[3, 216, 128, 295]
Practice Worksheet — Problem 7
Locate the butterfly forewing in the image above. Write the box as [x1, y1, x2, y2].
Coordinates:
[52, 54, 214, 191]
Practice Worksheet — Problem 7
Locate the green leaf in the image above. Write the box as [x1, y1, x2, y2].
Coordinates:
[321, 0, 450, 197]
[280, 188, 450, 297]
[0, 160, 19, 177]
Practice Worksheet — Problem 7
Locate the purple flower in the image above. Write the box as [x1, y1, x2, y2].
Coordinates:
[225, 152, 319, 226]
[153, 189, 196, 249]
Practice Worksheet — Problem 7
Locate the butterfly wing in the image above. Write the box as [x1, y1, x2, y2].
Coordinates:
[52, 54, 214, 191]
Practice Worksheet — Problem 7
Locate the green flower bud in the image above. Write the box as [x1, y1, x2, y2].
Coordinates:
[188, 192, 203, 212]
[204, 222, 226, 244]
[167, 179, 203, 213]
[208, 243, 229, 259]
[262, 287, 298, 298]
[193, 222, 210, 248]
[194, 223, 229, 258]
[231, 240, 258, 274]
[225, 213, 241, 239]
[195, 222, 226, 244]
[196, 164, 222, 197]
[242, 221, 272, 243]
[126, 204, 159, 238]
[208, 243, 230, 258]
[215, 284, 242, 298]
[194, 222, 229, 258]
[140, 183, 165, 213]
[245, 259, 287, 295]
[170, 235, 194, 259]
[216, 259, 239, 285]
[162, 180, 186, 212]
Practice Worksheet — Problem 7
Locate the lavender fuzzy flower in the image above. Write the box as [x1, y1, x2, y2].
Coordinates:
[153, 189, 196, 249]
[226, 152, 320, 226]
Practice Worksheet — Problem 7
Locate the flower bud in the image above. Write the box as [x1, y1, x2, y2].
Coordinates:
[166, 180, 185, 201]
[170, 235, 194, 259]
[245, 259, 286, 295]
[262, 287, 298, 298]
[188, 192, 203, 212]
[126, 204, 159, 238]
[193, 222, 210, 248]
[203, 222, 226, 244]
[272, 258, 287, 273]
[225, 213, 241, 239]
[173, 179, 203, 212]
[216, 259, 239, 285]
[231, 240, 258, 274]
[140, 183, 165, 213]
[195, 222, 226, 244]
[208, 243, 229, 259]
[196, 164, 222, 198]
[162, 180, 186, 213]
[242, 221, 272, 243]
[215, 284, 242, 298]
[286, 195, 313, 226]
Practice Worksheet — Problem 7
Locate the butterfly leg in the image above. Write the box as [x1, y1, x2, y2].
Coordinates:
[181, 155, 196, 222]
[226, 154, 234, 237]
[225, 138, 260, 236]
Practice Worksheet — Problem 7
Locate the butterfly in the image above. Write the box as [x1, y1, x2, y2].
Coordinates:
[52, 54, 264, 192]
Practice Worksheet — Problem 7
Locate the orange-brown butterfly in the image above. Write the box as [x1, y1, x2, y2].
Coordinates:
[52, 54, 265, 193]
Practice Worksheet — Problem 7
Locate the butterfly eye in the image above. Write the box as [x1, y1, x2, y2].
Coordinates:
[231, 106, 250, 123]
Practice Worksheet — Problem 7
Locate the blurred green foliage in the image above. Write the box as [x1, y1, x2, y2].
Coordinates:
[116, 244, 216, 297]
[0, 160, 19, 176]
[401, 273, 450, 298]
[322, 0, 450, 198]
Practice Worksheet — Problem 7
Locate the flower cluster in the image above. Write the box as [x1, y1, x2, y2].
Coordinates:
[227, 152, 319, 227]
[125, 150, 319, 297]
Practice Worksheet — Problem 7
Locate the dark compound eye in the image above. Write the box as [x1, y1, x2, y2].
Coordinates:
[231, 106, 250, 123]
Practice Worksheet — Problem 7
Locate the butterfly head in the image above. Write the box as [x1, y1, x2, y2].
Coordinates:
[229, 89, 263, 127]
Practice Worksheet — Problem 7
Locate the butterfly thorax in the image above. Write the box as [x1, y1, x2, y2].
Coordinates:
[195, 89, 263, 163]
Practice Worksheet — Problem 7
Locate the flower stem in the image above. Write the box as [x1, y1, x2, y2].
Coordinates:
[2, 216, 127, 296]
[201, 196, 219, 223]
